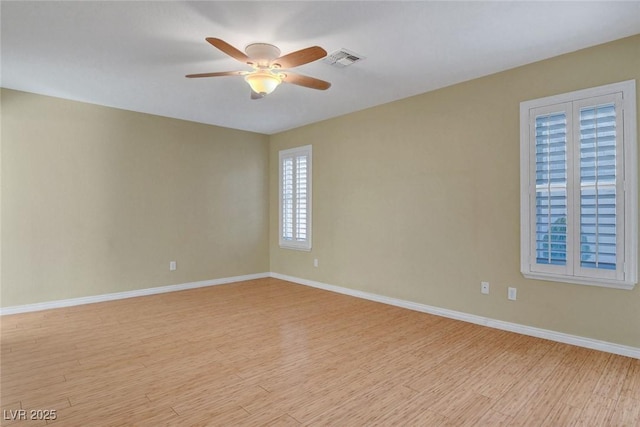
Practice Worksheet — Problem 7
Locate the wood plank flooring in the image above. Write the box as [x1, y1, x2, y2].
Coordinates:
[1, 278, 638, 426]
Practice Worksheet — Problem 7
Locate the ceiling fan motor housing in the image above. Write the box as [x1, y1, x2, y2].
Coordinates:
[245, 43, 281, 67]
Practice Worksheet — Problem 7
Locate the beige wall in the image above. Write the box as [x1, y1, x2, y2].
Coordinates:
[2, 35, 638, 348]
[269, 35, 640, 347]
[2, 89, 269, 306]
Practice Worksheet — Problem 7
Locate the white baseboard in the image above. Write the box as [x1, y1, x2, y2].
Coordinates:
[271, 272, 640, 360]
[3, 271, 638, 359]
[0, 272, 270, 316]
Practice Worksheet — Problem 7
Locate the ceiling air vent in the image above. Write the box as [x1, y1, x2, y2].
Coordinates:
[323, 48, 365, 68]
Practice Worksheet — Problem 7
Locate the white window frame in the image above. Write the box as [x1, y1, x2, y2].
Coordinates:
[279, 145, 312, 251]
[520, 80, 637, 290]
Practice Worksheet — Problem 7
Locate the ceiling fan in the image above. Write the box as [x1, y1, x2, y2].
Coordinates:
[186, 38, 331, 99]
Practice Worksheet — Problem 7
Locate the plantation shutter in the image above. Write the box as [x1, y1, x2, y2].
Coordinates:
[521, 80, 636, 289]
[282, 156, 294, 241]
[573, 93, 623, 280]
[295, 155, 308, 241]
[279, 145, 312, 251]
[534, 111, 569, 267]
[529, 102, 573, 276]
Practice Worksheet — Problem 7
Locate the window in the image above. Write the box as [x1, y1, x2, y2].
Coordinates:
[279, 145, 312, 251]
[520, 80, 637, 289]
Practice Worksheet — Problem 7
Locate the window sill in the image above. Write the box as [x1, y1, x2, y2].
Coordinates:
[279, 243, 312, 252]
[522, 272, 635, 290]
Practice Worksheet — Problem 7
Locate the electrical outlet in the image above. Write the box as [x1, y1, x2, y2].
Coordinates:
[508, 287, 517, 301]
[481, 281, 490, 295]
[314, 258, 319, 268]
[169, 261, 177, 271]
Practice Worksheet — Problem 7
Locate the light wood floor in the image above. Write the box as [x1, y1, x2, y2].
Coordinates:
[1, 278, 639, 426]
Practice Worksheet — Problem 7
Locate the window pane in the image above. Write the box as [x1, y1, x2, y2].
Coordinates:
[535, 113, 567, 265]
[580, 104, 616, 270]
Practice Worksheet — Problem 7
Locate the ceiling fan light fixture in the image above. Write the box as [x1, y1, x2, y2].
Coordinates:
[244, 70, 283, 95]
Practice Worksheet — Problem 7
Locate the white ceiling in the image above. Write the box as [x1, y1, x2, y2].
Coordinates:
[2, 1, 639, 135]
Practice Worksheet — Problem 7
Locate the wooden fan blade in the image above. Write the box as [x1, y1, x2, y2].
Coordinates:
[272, 46, 327, 69]
[206, 38, 250, 63]
[185, 71, 246, 78]
[282, 72, 331, 90]
[251, 91, 264, 100]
